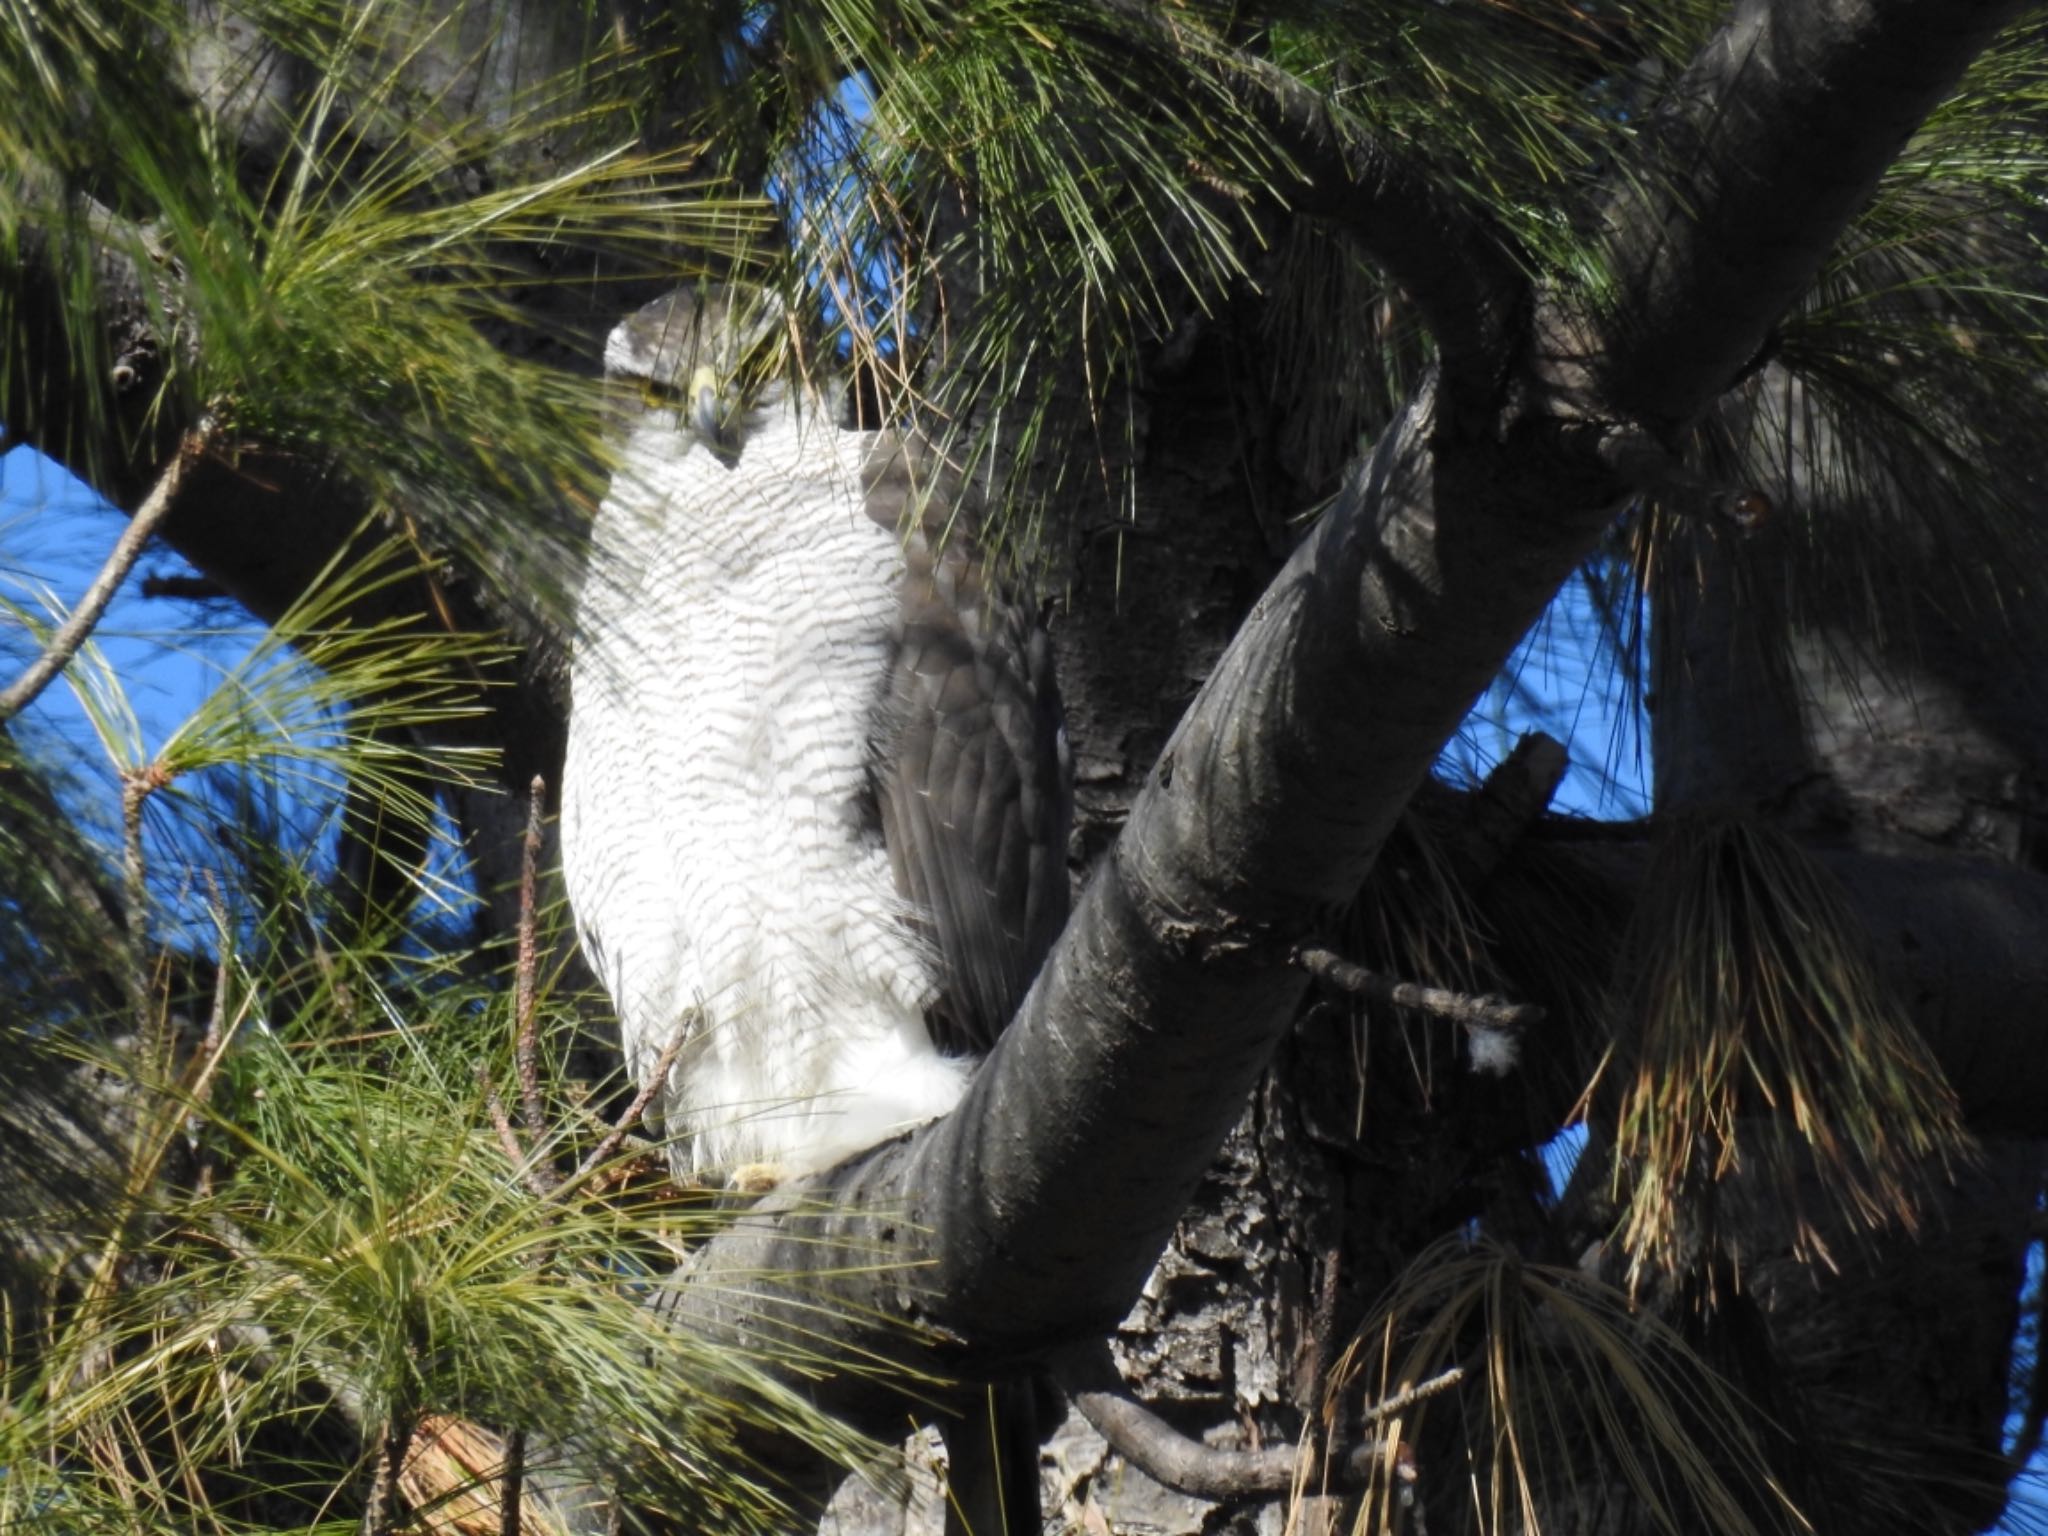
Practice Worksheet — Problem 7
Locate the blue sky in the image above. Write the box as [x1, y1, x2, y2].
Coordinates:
[0, 445, 428, 949]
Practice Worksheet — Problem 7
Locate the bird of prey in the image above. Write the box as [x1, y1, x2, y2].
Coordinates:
[561, 283, 1070, 1536]
[560, 282, 1072, 1187]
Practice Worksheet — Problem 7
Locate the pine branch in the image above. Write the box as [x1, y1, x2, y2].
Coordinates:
[1083, 0, 1525, 411]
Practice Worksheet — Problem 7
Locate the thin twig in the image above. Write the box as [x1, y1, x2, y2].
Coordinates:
[478, 1065, 543, 1192]
[202, 902, 230, 1065]
[500, 1426, 527, 1536]
[488, 937, 684, 1200]
[501, 782, 559, 1536]
[467, 787, 679, 1536]
[1295, 947, 1545, 1032]
[0, 417, 215, 725]
[1360, 1367, 1464, 1428]
[139, 571, 227, 602]
[195, 870, 233, 1092]
[513, 775, 547, 1147]
[570, 1010, 692, 1187]
[1064, 1355, 1308, 1497]
[122, 763, 172, 1073]
[1308, 1246, 1342, 1424]
[191, 880, 234, 1199]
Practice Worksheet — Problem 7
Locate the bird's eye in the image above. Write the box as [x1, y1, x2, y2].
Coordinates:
[640, 379, 681, 409]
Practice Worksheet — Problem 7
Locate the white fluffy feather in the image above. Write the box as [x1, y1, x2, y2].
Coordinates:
[561, 389, 972, 1176]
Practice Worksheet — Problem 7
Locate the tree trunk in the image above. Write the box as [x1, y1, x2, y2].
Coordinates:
[1639, 435, 2048, 1534]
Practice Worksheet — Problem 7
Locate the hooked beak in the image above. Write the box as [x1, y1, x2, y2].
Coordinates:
[689, 364, 723, 445]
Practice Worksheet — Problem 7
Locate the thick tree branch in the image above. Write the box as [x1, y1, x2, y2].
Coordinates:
[1588, 0, 2026, 433]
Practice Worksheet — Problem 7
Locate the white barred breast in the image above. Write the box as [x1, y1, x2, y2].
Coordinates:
[561, 393, 972, 1177]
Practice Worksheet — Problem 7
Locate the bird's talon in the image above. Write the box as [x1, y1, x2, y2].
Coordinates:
[730, 1162, 785, 1194]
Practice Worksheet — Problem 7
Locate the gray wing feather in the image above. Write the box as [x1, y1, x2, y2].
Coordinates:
[864, 433, 1073, 1057]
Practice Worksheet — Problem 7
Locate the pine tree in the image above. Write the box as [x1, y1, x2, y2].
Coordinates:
[5, 4, 2047, 1533]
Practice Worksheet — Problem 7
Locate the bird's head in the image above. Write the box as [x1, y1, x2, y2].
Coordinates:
[604, 284, 785, 459]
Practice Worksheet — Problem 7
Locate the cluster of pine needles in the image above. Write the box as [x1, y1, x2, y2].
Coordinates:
[1602, 815, 1972, 1284]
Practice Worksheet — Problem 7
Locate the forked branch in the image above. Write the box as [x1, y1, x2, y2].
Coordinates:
[1060, 1340, 1464, 1497]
